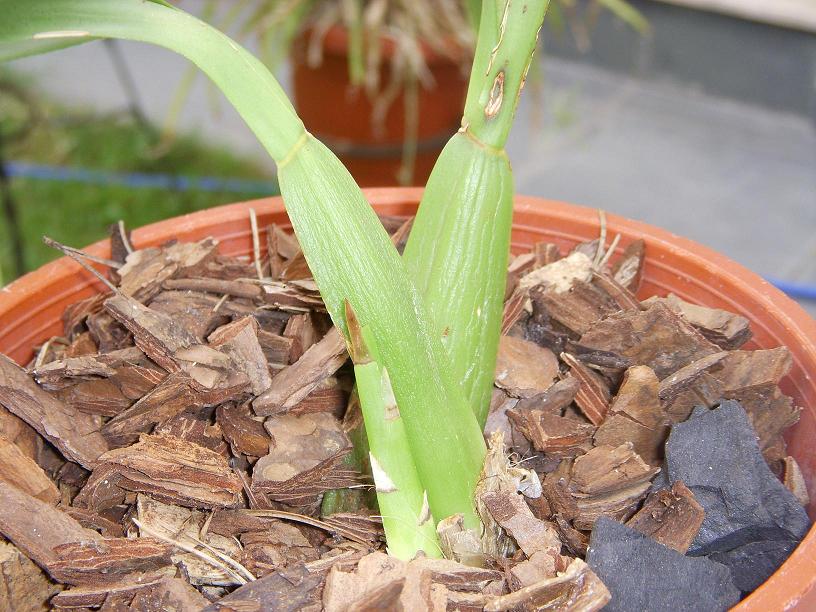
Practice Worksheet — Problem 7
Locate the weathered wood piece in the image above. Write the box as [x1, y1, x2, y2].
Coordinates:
[658, 350, 728, 403]
[481, 490, 562, 559]
[253, 327, 348, 416]
[253, 412, 358, 506]
[495, 335, 559, 398]
[208, 316, 272, 396]
[519, 252, 593, 294]
[783, 456, 810, 507]
[647, 293, 752, 350]
[508, 409, 595, 458]
[579, 301, 720, 379]
[0, 540, 62, 611]
[50, 538, 173, 586]
[484, 558, 610, 612]
[560, 353, 610, 425]
[50, 573, 168, 609]
[0, 482, 102, 574]
[0, 354, 108, 469]
[117, 238, 218, 300]
[0, 436, 60, 503]
[594, 365, 668, 465]
[625, 481, 704, 553]
[82, 434, 242, 509]
[102, 371, 245, 447]
[217, 403, 270, 458]
[323, 552, 500, 612]
[204, 563, 324, 612]
[104, 294, 198, 372]
[571, 444, 659, 496]
[611, 239, 644, 293]
[136, 496, 244, 587]
[534, 281, 619, 336]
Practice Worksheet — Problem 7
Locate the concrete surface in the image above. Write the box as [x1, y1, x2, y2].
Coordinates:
[7, 30, 816, 317]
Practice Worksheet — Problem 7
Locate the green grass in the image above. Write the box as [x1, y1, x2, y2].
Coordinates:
[0, 79, 276, 282]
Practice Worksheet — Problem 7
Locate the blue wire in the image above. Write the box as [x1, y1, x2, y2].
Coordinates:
[5, 161, 278, 196]
[769, 278, 816, 302]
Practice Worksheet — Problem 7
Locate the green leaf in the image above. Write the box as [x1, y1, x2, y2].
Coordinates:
[0, 0, 486, 528]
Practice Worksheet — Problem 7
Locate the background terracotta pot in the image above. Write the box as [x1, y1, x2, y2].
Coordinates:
[0, 188, 814, 609]
[291, 27, 468, 186]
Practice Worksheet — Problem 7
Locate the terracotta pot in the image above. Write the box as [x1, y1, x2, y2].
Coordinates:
[0, 189, 814, 609]
[291, 27, 468, 186]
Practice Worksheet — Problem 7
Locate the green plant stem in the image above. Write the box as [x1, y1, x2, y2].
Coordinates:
[403, 0, 549, 426]
[0, 0, 486, 528]
[346, 303, 440, 559]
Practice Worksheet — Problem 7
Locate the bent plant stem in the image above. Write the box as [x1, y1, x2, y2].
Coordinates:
[346, 303, 440, 559]
[403, 0, 550, 427]
[0, 0, 485, 530]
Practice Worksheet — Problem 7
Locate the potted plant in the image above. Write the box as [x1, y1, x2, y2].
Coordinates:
[0, 1, 812, 610]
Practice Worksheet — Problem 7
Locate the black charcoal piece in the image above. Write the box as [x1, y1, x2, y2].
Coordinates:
[663, 401, 809, 555]
[587, 517, 740, 612]
[709, 539, 802, 593]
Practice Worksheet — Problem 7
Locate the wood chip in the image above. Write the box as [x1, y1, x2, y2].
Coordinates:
[485, 558, 610, 612]
[571, 444, 659, 496]
[481, 490, 562, 558]
[323, 552, 499, 612]
[579, 301, 720, 379]
[50, 573, 167, 609]
[102, 371, 246, 447]
[715, 346, 793, 394]
[534, 281, 619, 337]
[594, 365, 668, 465]
[149, 290, 231, 340]
[658, 350, 728, 403]
[253, 412, 358, 506]
[50, 538, 173, 586]
[104, 294, 198, 372]
[647, 293, 752, 349]
[625, 481, 705, 553]
[253, 327, 348, 416]
[217, 402, 270, 458]
[0, 353, 108, 469]
[560, 353, 610, 426]
[0, 436, 60, 504]
[508, 409, 595, 459]
[519, 252, 593, 294]
[495, 335, 559, 398]
[0, 540, 62, 611]
[783, 456, 810, 507]
[514, 377, 581, 415]
[117, 239, 218, 300]
[0, 481, 102, 574]
[81, 434, 242, 509]
[208, 316, 272, 396]
[136, 495, 244, 587]
[204, 563, 323, 612]
[611, 239, 645, 293]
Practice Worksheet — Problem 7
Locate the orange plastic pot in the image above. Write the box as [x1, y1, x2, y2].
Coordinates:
[291, 27, 467, 186]
[0, 189, 814, 610]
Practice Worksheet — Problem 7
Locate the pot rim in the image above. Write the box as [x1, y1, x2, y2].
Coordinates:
[0, 187, 813, 610]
